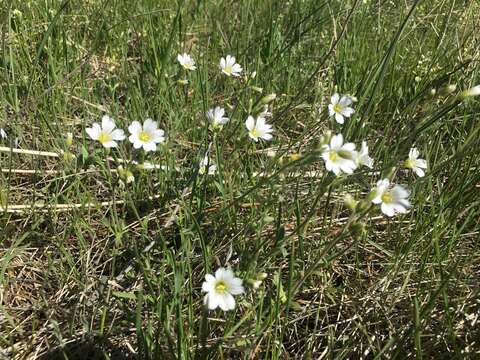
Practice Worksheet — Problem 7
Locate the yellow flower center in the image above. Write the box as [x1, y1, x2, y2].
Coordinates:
[214, 280, 228, 294]
[381, 191, 393, 204]
[250, 128, 260, 138]
[333, 104, 342, 113]
[224, 65, 232, 74]
[139, 131, 151, 143]
[404, 159, 414, 169]
[328, 151, 339, 161]
[98, 131, 112, 144]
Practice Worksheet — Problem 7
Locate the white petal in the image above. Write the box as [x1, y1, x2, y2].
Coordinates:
[342, 143, 356, 152]
[262, 133, 273, 141]
[86, 123, 100, 140]
[111, 129, 125, 141]
[339, 96, 353, 106]
[215, 268, 226, 279]
[245, 116, 255, 131]
[414, 167, 425, 177]
[232, 64, 242, 75]
[342, 107, 355, 117]
[391, 185, 409, 200]
[102, 140, 117, 148]
[330, 134, 343, 149]
[202, 281, 213, 292]
[206, 294, 219, 310]
[371, 194, 383, 204]
[335, 113, 345, 124]
[409, 148, 419, 160]
[132, 140, 143, 149]
[416, 159, 427, 168]
[101, 115, 116, 133]
[143, 118, 157, 132]
[153, 130, 165, 143]
[128, 121, 142, 135]
[328, 104, 335, 116]
[143, 142, 157, 153]
[331, 93, 340, 105]
[381, 203, 395, 217]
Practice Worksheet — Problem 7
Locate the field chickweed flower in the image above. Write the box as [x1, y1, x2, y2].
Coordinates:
[177, 53, 196, 71]
[356, 141, 374, 168]
[207, 107, 229, 129]
[245, 115, 273, 142]
[404, 148, 427, 177]
[372, 179, 411, 217]
[128, 119, 165, 152]
[220, 55, 242, 77]
[202, 268, 244, 311]
[461, 85, 480, 98]
[86, 115, 125, 148]
[199, 155, 217, 175]
[328, 93, 355, 124]
[321, 134, 357, 175]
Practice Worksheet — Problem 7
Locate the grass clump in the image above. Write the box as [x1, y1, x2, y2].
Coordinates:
[1, 0, 479, 358]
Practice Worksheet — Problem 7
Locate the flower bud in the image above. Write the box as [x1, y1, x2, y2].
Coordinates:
[66, 132, 73, 147]
[440, 84, 456, 95]
[356, 199, 371, 212]
[344, 194, 358, 211]
[319, 130, 332, 147]
[349, 222, 366, 239]
[62, 151, 75, 161]
[251, 86, 263, 93]
[261, 93, 276, 104]
[176, 79, 188, 86]
[288, 152, 301, 162]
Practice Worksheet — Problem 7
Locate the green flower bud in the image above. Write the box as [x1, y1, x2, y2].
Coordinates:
[261, 93, 277, 104]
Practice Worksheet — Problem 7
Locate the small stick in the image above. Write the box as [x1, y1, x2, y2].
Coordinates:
[0, 146, 59, 157]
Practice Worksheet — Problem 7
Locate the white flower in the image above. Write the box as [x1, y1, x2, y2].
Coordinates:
[0, 128, 6, 139]
[128, 119, 165, 152]
[86, 115, 126, 148]
[245, 115, 273, 142]
[321, 134, 357, 175]
[202, 268, 244, 311]
[207, 107, 229, 129]
[404, 148, 427, 177]
[199, 155, 217, 175]
[356, 141, 374, 168]
[220, 55, 242, 77]
[372, 179, 411, 217]
[461, 85, 480, 98]
[177, 53, 196, 71]
[328, 93, 355, 124]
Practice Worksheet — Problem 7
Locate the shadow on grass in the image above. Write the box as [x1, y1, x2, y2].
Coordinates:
[38, 338, 136, 360]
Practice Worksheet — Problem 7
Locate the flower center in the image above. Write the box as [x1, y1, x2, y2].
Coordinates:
[404, 159, 414, 169]
[333, 104, 343, 113]
[139, 131, 151, 143]
[328, 151, 339, 161]
[224, 65, 232, 74]
[98, 131, 112, 144]
[250, 127, 260, 138]
[381, 191, 393, 204]
[214, 280, 228, 294]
